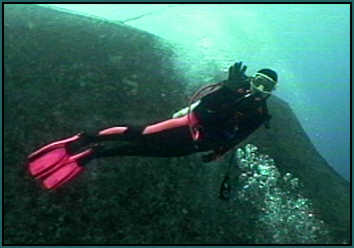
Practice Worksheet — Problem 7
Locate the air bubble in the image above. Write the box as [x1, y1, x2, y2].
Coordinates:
[233, 144, 330, 244]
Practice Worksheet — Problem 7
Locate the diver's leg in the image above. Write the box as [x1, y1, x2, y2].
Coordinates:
[27, 114, 201, 189]
[29, 113, 200, 164]
[81, 113, 200, 143]
[92, 125, 199, 158]
[78, 114, 200, 158]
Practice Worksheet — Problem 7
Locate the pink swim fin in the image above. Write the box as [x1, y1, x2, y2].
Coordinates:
[27, 134, 93, 190]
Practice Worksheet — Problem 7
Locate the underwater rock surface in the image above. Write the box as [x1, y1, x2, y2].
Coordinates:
[4, 4, 349, 244]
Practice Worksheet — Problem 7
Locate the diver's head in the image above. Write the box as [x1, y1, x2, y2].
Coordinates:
[250, 68, 278, 98]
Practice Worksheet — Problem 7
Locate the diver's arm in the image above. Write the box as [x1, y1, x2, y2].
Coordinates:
[174, 61, 248, 119]
[202, 143, 238, 163]
[172, 84, 237, 121]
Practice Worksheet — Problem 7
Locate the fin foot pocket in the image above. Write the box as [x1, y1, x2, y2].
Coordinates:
[27, 134, 93, 190]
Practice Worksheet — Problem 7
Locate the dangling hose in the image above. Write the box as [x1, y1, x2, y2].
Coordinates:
[219, 149, 236, 200]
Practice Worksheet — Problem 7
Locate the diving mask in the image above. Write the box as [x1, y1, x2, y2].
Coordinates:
[250, 72, 277, 95]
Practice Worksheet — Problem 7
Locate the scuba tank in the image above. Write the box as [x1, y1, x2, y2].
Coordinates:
[187, 83, 222, 140]
[186, 82, 254, 141]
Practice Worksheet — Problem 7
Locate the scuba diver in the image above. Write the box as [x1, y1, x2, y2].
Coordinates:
[27, 61, 278, 190]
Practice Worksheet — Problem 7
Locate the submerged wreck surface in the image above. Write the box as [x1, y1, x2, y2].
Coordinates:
[4, 4, 349, 244]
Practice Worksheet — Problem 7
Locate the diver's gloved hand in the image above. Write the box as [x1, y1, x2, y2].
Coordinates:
[202, 151, 223, 163]
[228, 61, 248, 82]
[202, 152, 216, 163]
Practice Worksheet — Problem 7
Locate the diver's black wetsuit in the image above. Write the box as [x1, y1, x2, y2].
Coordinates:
[192, 80, 271, 158]
[77, 79, 272, 161]
[27, 62, 277, 190]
